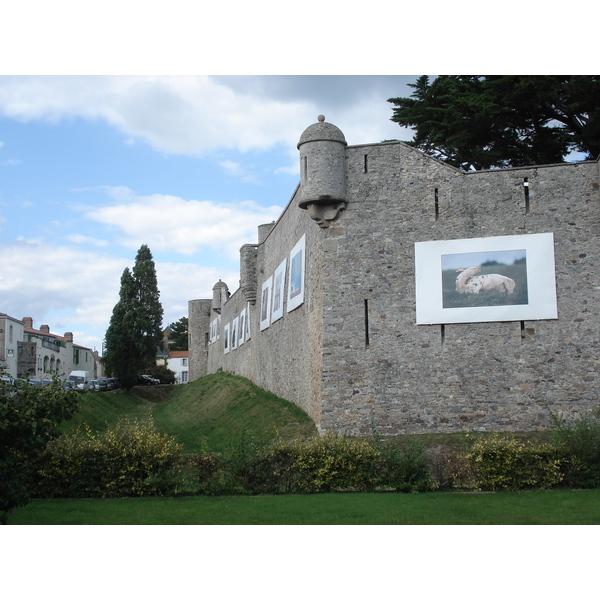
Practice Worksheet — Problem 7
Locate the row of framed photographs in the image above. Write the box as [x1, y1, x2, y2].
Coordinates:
[223, 303, 252, 354]
[260, 234, 306, 331]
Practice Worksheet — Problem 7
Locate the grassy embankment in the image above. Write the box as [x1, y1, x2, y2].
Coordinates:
[60, 370, 318, 453]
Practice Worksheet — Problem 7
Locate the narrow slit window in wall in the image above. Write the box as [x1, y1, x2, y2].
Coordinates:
[303, 156, 308, 179]
[520, 320, 525, 342]
[440, 323, 445, 347]
[364, 299, 370, 348]
[364, 155, 368, 173]
[524, 178, 530, 214]
[435, 188, 439, 220]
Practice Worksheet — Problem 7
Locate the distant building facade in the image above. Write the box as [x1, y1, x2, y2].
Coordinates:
[189, 117, 600, 436]
[0, 314, 100, 380]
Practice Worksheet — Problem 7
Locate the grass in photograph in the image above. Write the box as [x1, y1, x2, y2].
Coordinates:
[442, 263, 529, 309]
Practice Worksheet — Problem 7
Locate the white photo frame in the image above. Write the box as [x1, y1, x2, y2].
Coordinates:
[238, 308, 246, 346]
[245, 303, 251, 340]
[260, 276, 273, 330]
[287, 234, 306, 313]
[223, 322, 230, 354]
[415, 232, 557, 325]
[231, 316, 239, 350]
[271, 258, 287, 323]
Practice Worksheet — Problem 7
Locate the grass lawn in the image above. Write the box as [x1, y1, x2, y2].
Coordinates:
[9, 489, 600, 525]
[61, 372, 317, 454]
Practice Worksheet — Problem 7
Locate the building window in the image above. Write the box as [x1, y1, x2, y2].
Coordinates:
[182, 358, 188, 366]
[181, 371, 188, 383]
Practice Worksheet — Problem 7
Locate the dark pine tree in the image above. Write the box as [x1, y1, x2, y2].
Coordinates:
[103, 245, 164, 389]
[388, 75, 600, 171]
[168, 317, 188, 351]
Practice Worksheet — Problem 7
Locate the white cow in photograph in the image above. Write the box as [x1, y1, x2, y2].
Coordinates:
[456, 266, 516, 294]
[455, 266, 481, 292]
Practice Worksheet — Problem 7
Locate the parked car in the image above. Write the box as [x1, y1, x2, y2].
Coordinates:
[1, 375, 16, 396]
[96, 377, 109, 392]
[89, 379, 99, 392]
[28, 379, 53, 387]
[138, 375, 157, 386]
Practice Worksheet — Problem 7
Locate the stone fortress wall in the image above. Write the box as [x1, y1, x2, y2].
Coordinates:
[189, 117, 599, 436]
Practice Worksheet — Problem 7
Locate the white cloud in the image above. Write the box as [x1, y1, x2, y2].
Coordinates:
[66, 234, 109, 247]
[0, 240, 127, 336]
[219, 160, 262, 184]
[82, 187, 283, 259]
[0, 75, 412, 160]
[0, 238, 241, 353]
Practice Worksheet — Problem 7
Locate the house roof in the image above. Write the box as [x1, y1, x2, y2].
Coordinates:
[169, 350, 189, 358]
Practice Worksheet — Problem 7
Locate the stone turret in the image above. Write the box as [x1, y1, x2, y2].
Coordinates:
[297, 115, 347, 227]
[240, 244, 258, 304]
[212, 280, 229, 313]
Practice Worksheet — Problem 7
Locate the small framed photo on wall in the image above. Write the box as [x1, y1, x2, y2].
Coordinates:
[287, 235, 306, 313]
[260, 276, 273, 330]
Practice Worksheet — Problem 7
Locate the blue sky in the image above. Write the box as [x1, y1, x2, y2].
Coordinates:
[0, 75, 417, 352]
[1, 3, 594, 356]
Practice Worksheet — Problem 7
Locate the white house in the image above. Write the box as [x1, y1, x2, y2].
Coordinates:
[166, 351, 189, 384]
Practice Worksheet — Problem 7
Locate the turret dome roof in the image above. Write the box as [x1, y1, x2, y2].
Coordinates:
[297, 115, 347, 148]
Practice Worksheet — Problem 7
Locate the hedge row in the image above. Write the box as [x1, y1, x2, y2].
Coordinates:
[31, 408, 600, 498]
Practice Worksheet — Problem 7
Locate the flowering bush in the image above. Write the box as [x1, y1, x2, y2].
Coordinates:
[293, 433, 382, 492]
[465, 434, 564, 491]
[34, 416, 182, 498]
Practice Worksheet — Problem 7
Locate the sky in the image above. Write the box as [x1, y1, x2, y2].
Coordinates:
[0, 75, 419, 352]
[2, 2, 593, 357]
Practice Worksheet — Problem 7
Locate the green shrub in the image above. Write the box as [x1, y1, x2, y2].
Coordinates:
[34, 416, 182, 498]
[159, 453, 224, 496]
[466, 434, 564, 491]
[550, 408, 600, 488]
[374, 438, 436, 492]
[0, 376, 80, 523]
[292, 433, 382, 493]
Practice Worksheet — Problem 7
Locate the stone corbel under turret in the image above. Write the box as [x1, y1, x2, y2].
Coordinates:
[306, 201, 347, 228]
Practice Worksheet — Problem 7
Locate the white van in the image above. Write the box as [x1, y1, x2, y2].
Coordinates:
[67, 370, 92, 392]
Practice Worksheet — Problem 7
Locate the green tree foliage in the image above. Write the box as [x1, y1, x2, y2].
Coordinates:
[0, 377, 80, 523]
[104, 245, 164, 389]
[168, 317, 188, 351]
[388, 75, 600, 170]
[146, 364, 176, 385]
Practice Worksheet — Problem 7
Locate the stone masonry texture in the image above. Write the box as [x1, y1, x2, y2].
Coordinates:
[189, 119, 599, 436]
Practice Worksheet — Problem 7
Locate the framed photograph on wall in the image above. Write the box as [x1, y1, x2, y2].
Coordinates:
[239, 308, 246, 346]
[415, 232, 557, 324]
[231, 316, 239, 350]
[223, 322, 230, 354]
[271, 258, 287, 323]
[260, 276, 273, 330]
[245, 303, 251, 340]
[287, 234, 306, 313]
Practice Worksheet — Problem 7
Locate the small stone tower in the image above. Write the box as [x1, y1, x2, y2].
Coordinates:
[211, 280, 229, 313]
[297, 115, 348, 227]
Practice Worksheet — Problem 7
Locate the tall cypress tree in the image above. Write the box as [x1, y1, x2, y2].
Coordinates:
[103, 245, 164, 389]
[132, 244, 164, 366]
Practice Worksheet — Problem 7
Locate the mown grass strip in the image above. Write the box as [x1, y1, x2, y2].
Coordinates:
[9, 489, 600, 525]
